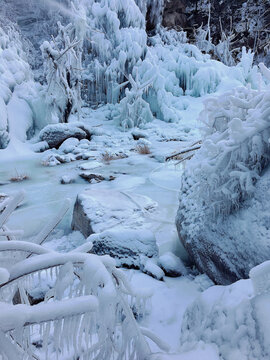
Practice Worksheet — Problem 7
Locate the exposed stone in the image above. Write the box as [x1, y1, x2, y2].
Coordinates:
[79, 172, 115, 183]
[60, 174, 77, 184]
[0, 130, 10, 149]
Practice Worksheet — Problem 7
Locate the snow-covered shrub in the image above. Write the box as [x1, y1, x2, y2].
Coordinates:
[195, 25, 236, 66]
[116, 72, 154, 128]
[41, 17, 83, 124]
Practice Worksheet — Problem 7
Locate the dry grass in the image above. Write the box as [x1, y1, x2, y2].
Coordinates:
[101, 151, 127, 164]
[10, 174, 29, 182]
[135, 144, 151, 155]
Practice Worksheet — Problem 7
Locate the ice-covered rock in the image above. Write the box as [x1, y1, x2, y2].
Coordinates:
[140, 257, 164, 280]
[58, 137, 80, 154]
[31, 141, 49, 153]
[71, 189, 157, 238]
[176, 79, 270, 285]
[131, 129, 148, 140]
[60, 174, 77, 185]
[78, 161, 103, 171]
[158, 252, 187, 277]
[39, 123, 88, 149]
[90, 228, 158, 269]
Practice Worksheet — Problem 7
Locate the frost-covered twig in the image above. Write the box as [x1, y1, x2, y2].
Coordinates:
[165, 145, 201, 161]
[0, 241, 53, 256]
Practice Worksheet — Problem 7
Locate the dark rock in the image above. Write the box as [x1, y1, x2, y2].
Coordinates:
[79, 172, 115, 183]
[131, 130, 147, 141]
[0, 130, 10, 149]
[162, 0, 187, 29]
[60, 175, 77, 184]
[90, 228, 159, 269]
[39, 123, 87, 149]
[162, 0, 270, 65]
[13, 288, 44, 305]
[72, 194, 94, 238]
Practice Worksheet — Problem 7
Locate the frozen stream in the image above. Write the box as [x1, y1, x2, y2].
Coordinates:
[0, 151, 189, 260]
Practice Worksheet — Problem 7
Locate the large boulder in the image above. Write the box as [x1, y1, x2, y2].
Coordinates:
[177, 167, 270, 285]
[176, 84, 270, 285]
[72, 189, 159, 268]
[39, 123, 88, 149]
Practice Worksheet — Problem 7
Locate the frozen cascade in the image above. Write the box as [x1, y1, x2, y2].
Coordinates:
[0, 22, 37, 148]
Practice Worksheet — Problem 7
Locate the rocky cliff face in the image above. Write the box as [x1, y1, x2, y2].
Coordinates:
[162, 0, 270, 65]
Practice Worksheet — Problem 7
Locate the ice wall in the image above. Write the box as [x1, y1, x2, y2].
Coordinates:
[0, 21, 36, 149]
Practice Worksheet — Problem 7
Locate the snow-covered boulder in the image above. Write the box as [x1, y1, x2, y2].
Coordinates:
[176, 77, 270, 284]
[58, 137, 80, 154]
[180, 263, 270, 360]
[71, 189, 157, 238]
[39, 123, 88, 149]
[90, 228, 158, 269]
[140, 257, 165, 280]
